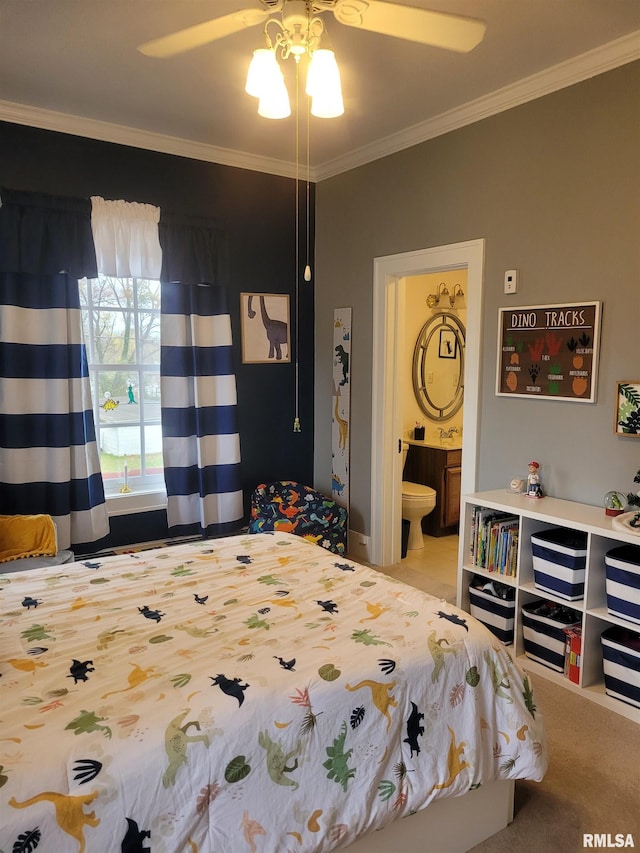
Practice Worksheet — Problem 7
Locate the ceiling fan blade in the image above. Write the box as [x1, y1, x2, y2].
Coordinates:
[138, 9, 270, 58]
[333, 0, 486, 53]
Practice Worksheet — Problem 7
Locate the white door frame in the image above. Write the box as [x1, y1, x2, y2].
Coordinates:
[370, 239, 485, 566]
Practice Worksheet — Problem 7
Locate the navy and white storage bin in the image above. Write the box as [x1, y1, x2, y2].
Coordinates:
[531, 528, 587, 601]
[469, 577, 516, 645]
[601, 625, 640, 709]
[521, 599, 581, 672]
[604, 544, 640, 625]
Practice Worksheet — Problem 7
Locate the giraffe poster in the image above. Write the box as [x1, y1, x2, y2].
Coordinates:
[240, 293, 290, 363]
[332, 308, 351, 511]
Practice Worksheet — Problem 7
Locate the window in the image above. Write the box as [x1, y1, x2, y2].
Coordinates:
[80, 275, 163, 496]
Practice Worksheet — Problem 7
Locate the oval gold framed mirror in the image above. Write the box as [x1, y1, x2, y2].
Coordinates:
[412, 312, 466, 421]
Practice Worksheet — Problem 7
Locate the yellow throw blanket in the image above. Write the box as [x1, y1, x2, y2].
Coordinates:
[0, 514, 57, 563]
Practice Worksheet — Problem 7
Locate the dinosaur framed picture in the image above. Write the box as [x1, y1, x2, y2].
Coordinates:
[495, 301, 602, 402]
[240, 293, 291, 363]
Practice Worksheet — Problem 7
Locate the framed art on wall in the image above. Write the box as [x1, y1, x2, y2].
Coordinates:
[614, 381, 640, 437]
[439, 328, 457, 359]
[240, 293, 290, 363]
[496, 301, 602, 402]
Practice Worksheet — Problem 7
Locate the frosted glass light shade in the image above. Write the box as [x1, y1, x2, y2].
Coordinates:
[245, 48, 278, 98]
[310, 90, 344, 118]
[246, 48, 291, 118]
[258, 68, 291, 119]
[306, 49, 344, 118]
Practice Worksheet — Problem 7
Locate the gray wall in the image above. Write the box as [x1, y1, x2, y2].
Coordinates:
[314, 61, 640, 537]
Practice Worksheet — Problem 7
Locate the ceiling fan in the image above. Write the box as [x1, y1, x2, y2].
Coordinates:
[138, 0, 487, 59]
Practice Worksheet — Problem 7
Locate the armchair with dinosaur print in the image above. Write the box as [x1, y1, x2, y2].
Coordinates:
[248, 481, 348, 555]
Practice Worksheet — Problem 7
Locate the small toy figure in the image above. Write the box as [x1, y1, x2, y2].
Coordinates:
[526, 461, 544, 498]
[102, 391, 119, 412]
[127, 380, 137, 404]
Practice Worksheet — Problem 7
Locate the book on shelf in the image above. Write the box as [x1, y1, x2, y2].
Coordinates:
[469, 507, 519, 576]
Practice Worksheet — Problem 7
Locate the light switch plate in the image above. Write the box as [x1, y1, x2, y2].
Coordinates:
[504, 270, 518, 294]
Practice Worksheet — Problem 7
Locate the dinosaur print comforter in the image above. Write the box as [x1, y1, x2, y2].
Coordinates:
[0, 532, 547, 852]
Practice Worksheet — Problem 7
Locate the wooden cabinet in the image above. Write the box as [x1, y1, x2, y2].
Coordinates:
[444, 464, 462, 527]
[404, 443, 462, 536]
[458, 490, 640, 723]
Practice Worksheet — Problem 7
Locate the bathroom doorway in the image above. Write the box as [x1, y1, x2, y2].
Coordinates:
[369, 239, 485, 567]
[403, 270, 467, 463]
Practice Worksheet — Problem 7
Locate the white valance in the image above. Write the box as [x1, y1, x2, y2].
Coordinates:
[90, 196, 162, 279]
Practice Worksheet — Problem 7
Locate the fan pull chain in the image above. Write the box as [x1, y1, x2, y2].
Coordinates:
[293, 55, 301, 433]
[304, 91, 311, 282]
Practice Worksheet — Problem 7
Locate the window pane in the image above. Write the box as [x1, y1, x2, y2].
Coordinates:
[97, 371, 130, 423]
[92, 309, 137, 365]
[99, 426, 141, 482]
[142, 374, 162, 428]
[137, 279, 161, 309]
[93, 276, 133, 309]
[86, 276, 115, 308]
[83, 275, 163, 496]
[143, 371, 161, 403]
[139, 312, 161, 363]
[81, 308, 91, 351]
[144, 424, 164, 472]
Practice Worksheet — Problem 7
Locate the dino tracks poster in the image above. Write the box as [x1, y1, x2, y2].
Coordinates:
[496, 302, 602, 402]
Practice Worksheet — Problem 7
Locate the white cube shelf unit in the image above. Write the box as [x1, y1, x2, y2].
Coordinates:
[457, 490, 640, 723]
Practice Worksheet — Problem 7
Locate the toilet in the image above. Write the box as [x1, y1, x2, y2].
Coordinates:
[402, 441, 437, 551]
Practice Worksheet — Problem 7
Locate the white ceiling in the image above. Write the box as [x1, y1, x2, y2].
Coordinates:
[1, 1, 639, 180]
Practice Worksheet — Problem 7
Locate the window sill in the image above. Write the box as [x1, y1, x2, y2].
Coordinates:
[106, 489, 167, 517]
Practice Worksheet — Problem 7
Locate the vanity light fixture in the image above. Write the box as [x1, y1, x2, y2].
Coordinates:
[426, 282, 466, 309]
[426, 282, 451, 309]
[452, 284, 466, 309]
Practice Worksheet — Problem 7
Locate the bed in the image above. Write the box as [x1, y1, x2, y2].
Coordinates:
[0, 532, 547, 852]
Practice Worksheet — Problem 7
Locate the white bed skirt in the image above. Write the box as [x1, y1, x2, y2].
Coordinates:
[345, 779, 515, 853]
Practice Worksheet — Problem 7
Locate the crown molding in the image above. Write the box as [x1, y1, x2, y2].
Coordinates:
[0, 100, 298, 180]
[315, 30, 640, 180]
[1, 31, 638, 184]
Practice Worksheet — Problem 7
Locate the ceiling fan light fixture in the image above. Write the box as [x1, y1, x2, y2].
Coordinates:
[245, 47, 278, 98]
[288, 30, 308, 57]
[257, 66, 292, 118]
[305, 48, 337, 96]
[306, 48, 344, 118]
[134, 0, 487, 426]
[310, 89, 344, 119]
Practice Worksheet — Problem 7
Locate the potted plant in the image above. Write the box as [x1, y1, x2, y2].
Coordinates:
[627, 469, 640, 510]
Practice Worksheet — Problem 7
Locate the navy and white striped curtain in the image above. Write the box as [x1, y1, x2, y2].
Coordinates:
[159, 216, 243, 536]
[0, 190, 109, 549]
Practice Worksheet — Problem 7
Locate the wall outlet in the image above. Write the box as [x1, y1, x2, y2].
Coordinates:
[504, 270, 518, 294]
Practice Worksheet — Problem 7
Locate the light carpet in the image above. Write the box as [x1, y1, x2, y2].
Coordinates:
[470, 673, 640, 851]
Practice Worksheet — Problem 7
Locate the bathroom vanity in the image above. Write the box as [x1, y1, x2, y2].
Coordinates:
[404, 441, 462, 536]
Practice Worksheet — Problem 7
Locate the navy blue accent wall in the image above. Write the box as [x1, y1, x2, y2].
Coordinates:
[107, 511, 170, 553]
[0, 121, 315, 546]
